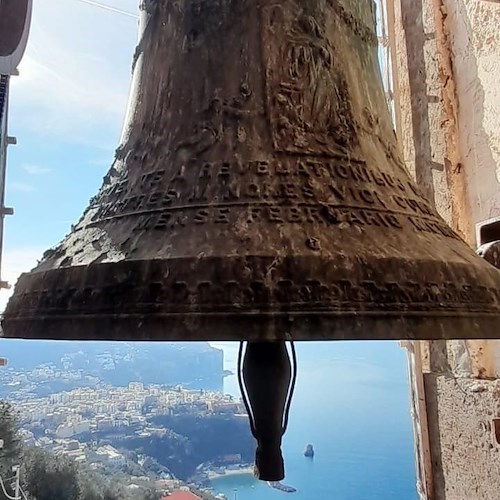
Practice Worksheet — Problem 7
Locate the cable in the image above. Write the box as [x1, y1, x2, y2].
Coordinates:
[281, 339, 297, 436]
[18, 485, 29, 500]
[75, 0, 138, 18]
[237, 342, 257, 439]
[0, 474, 18, 500]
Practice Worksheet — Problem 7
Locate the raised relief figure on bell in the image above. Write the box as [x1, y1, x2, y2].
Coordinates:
[264, 6, 356, 156]
[175, 82, 256, 161]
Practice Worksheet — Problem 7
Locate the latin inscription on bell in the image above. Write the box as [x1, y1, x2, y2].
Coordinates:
[89, 154, 458, 241]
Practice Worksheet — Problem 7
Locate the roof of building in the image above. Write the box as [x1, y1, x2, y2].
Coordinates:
[162, 492, 201, 500]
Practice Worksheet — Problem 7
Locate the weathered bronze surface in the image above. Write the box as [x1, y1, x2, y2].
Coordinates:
[4, 0, 500, 340]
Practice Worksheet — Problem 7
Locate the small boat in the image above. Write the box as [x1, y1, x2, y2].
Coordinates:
[267, 481, 297, 493]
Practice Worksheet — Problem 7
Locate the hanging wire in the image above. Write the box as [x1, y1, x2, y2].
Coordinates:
[237, 342, 257, 439]
[0, 474, 18, 500]
[75, 0, 139, 18]
[237, 340, 298, 439]
[281, 338, 297, 436]
[19, 485, 29, 500]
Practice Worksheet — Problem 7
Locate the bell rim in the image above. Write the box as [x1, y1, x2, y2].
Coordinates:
[2, 310, 500, 341]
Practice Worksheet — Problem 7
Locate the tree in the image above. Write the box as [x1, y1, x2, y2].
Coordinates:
[78, 465, 161, 500]
[0, 403, 160, 500]
[0, 402, 21, 500]
[78, 467, 127, 500]
[78, 469, 108, 500]
[22, 448, 80, 500]
[140, 489, 160, 500]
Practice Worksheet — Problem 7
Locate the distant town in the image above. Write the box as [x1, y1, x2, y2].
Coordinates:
[0, 342, 254, 499]
[16, 380, 243, 443]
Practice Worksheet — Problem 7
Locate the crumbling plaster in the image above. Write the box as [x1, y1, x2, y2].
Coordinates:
[442, 0, 500, 227]
[441, 0, 500, 379]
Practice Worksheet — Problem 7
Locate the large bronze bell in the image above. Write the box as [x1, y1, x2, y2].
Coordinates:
[3, 0, 500, 482]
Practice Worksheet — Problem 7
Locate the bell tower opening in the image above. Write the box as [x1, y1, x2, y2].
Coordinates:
[3, 0, 500, 498]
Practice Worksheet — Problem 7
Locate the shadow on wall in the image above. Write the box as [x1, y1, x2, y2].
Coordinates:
[400, 0, 439, 204]
[422, 374, 444, 500]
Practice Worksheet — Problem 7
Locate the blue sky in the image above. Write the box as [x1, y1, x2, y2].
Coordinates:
[1, 0, 140, 309]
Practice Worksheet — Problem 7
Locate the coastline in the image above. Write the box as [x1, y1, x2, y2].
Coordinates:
[207, 466, 255, 480]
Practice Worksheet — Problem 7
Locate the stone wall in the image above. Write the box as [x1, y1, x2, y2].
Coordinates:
[392, 0, 500, 498]
[425, 375, 500, 500]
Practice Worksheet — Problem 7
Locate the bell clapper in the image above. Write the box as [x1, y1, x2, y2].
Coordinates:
[238, 340, 297, 482]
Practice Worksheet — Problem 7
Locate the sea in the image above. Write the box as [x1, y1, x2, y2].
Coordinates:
[209, 341, 418, 500]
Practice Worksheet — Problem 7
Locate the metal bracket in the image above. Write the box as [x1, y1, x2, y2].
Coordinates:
[476, 217, 500, 269]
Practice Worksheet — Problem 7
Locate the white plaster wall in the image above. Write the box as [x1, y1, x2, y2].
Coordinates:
[439, 0, 500, 379]
[443, 0, 500, 224]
